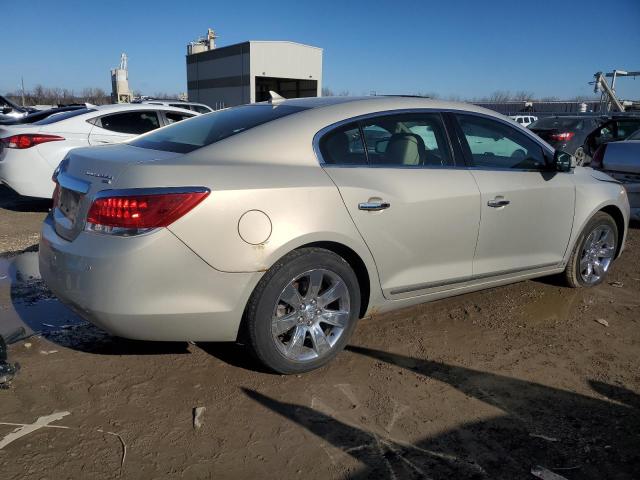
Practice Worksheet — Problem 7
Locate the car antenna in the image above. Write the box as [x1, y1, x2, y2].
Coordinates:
[268, 91, 285, 104]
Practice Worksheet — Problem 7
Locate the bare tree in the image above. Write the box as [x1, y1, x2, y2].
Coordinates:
[6, 84, 112, 106]
[321, 87, 335, 97]
[488, 90, 512, 102]
[572, 95, 598, 102]
[513, 90, 534, 101]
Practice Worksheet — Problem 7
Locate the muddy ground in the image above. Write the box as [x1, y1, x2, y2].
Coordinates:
[0, 185, 639, 479]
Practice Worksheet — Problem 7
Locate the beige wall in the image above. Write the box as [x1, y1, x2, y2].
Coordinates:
[249, 42, 322, 102]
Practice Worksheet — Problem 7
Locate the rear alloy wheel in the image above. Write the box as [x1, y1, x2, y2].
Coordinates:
[244, 248, 360, 374]
[563, 212, 618, 287]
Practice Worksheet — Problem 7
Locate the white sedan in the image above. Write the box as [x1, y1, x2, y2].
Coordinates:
[0, 104, 198, 198]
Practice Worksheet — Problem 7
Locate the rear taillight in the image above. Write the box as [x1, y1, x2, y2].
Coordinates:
[591, 144, 607, 169]
[550, 132, 575, 142]
[86, 188, 210, 235]
[1, 134, 65, 149]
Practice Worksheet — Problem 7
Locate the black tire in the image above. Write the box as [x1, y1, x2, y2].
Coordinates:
[244, 247, 361, 374]
[563, 212, 618, 288]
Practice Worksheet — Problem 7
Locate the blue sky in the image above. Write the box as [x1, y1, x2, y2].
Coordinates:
[2, 0, 639, 100]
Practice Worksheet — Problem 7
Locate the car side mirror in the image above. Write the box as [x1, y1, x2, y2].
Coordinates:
[554, 150, 573, 172]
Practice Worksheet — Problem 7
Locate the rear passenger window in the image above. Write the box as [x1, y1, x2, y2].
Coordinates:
[456, 114, 546, 170]
[319, 122, 367, 165]
[361, 113, 452, 167]
[100, 111, 160, 134]
[165, 111, 194, 124]
[192, 105, 212, 114]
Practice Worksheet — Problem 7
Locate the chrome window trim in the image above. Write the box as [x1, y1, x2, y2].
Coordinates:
[93, 186, 210, 199]
[312, 107, 556, 170]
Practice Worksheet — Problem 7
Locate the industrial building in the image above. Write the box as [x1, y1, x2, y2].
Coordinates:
[186, 29, 322, 109]
[111, 53, 132, 103]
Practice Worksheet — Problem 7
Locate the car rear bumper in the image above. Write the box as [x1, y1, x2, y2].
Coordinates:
[0, 148, 55, 198]
[39, 215, 262, 341]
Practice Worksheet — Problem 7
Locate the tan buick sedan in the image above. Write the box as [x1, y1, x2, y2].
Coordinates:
[39, 97, 630, 373]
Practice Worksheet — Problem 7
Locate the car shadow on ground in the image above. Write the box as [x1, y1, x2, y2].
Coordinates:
[197, 342, 272, 373]
[0, 185, 51, 212]
[44, 325, 192, 356]
[244, 345, 640, 479]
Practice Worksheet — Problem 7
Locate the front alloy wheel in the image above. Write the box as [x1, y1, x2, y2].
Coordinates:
[579, 225, 616, 284]
[563, 212, 618, 288]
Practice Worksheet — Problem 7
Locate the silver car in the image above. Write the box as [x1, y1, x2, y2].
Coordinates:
[591, 130, 640, 221]
[39, 97, 630, 374]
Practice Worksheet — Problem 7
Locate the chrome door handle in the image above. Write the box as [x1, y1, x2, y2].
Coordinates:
[487, 198, 510, 208]
[358, 201, 391, 211]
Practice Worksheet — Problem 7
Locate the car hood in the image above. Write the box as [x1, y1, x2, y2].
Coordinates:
[590, 168, 621, 184]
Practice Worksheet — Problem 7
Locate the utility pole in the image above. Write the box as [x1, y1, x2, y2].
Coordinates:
[20, 77, 25, 107]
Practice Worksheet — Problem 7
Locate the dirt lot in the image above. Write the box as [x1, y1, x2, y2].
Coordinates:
[1, 185, 639, 479]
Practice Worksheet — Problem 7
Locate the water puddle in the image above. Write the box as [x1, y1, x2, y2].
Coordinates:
[519, 287, 581, 325]
[0, 251, 86, 343]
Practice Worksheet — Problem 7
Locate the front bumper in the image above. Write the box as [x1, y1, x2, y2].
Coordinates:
[39, 215, 262, 341]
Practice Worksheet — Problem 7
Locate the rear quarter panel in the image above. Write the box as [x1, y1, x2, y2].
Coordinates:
[108, 118, 386, 313]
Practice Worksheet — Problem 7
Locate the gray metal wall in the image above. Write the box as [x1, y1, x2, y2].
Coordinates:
[186, 41, 323, 108]
[186, 42, 251, 108]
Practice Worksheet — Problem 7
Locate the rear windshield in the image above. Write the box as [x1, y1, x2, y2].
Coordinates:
[130, 104, 309, 153]
[529, 117, 581, 130]
[33, 108, 95, 125]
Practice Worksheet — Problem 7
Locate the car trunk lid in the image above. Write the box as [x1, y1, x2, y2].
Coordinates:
[53, 144, 183, 241]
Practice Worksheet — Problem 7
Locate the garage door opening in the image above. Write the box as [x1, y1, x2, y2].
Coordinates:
[255, 77, 318, 102]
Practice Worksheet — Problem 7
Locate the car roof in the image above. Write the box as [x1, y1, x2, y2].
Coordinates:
[141, 100, 209, 107]
[93, 103, 194, 113]
[260, 96, 505, 119]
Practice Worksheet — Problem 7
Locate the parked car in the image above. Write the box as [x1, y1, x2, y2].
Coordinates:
[0, 95, 35, 122]
[140, 100, 213, 114]
[0, 104, 197, 198]
[509, 115, 537, 127]
[591, 136, 640, 221]
[528, 116, 601, 165]
[39, 97, 629, 374]
[0, 105, 86, 126]
[583, 115, 640, 163]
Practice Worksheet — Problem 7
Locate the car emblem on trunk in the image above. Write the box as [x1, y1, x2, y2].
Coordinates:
[85, 171, 114, 183]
